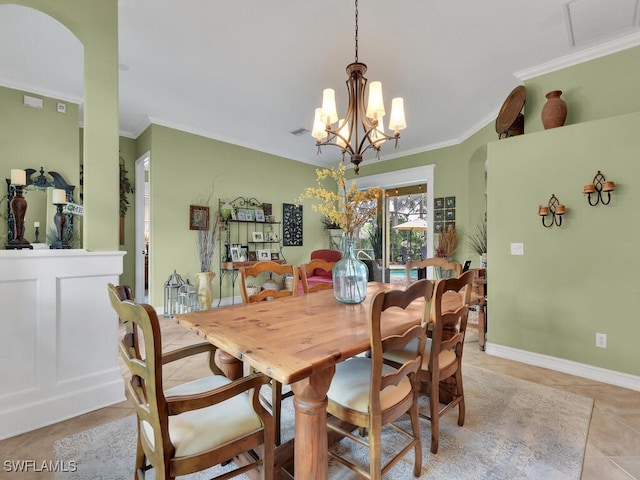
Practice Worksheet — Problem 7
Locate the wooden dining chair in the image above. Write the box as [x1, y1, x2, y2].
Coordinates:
[405, 257, 462, 284]
[326, 279, 434, 479]
[106, 283, 275, 480]
[385, 270, 474, 454]
[239, 260, 299, 303]
[299, 258, 336, 294]
[239, 261, 299, 446]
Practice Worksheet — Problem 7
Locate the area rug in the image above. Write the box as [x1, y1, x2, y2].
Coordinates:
[54, 365, 593, 479]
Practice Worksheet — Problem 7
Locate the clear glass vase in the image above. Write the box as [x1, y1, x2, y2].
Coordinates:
[333, 238, 368, 304]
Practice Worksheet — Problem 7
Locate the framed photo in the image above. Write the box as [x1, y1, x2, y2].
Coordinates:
[262, 203, 272, 216]
[445, 209, 456, 221]
[257, 249, 271, 261]
[271, 252, 280, 260]
[445, 221, 456, 231]
[248, 251, 257, 261]
[252, 231, 264, 242]
[434, 210, 444, 221]
[434, 222, 444, 233]
[230, 246, 241, 262]
[240, 245, 248, 258]
[445, 196, 456, 208]
[230, 209, 237, 220]
[237, 209, 248, 221]
[434, 197, 444, 209]
[189, 205, 209, 230]
[245, 209, 255, 222]
[255, 209, 265, 222]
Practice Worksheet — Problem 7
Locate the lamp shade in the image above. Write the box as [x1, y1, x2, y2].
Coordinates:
[366, 81, 385, 119]
[389, 97, 407, 132]
[312, 108, 328, 141]
[321, 88, 338, 125]
[336, 119, 349, 148]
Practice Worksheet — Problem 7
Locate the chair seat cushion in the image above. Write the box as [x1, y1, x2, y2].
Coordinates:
[384, 338, 456, 371]
[327, 357, 412, 413]
[142, 375, 263, 458]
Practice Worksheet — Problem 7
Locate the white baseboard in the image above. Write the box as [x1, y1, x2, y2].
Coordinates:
[486, 342, 640, 392]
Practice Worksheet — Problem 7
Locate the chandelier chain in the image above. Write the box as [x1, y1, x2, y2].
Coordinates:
[354, 0, 359, 62]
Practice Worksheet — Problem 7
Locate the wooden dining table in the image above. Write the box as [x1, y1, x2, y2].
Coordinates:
[174, 281, 465, 479]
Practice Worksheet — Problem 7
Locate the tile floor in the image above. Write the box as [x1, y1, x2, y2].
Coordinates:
[1, 319, 638, 480]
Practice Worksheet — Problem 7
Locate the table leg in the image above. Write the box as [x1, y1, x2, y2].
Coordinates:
[290, 365, 335, 480]
[477, 299, 486, 351]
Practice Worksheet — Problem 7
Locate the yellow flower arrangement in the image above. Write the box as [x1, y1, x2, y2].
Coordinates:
[299, 161, 381, 238]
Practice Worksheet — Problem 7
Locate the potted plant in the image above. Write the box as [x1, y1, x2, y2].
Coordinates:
[465, 217, 487, 268]
[299, 161, 381, 304]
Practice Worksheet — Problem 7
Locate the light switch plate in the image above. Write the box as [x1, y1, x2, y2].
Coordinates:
[510, 242, 524, 255]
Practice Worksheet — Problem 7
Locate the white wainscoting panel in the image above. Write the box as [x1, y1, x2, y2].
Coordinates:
[0, 249, 126, 440]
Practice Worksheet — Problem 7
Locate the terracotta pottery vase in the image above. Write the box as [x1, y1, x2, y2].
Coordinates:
[541, 90, 567, 129]
[196, 271, 216, 310]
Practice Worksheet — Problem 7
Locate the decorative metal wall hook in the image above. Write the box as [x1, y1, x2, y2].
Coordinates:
[583, 171, 615, 206]
[538, 194, 565, 228]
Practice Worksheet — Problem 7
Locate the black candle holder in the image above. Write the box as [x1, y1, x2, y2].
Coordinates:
[6, 185, 32, 250]
[50, 203, 67, 249]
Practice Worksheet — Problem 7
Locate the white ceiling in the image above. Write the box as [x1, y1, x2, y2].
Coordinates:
[1, 0, 640, 170]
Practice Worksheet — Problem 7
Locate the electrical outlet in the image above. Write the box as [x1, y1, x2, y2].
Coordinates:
[595, 333, 607, 348]
[57, 102, 66, 114]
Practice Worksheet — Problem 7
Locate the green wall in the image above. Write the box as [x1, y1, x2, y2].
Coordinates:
[143, 125, 321, 307]
[488, 111, 640, 376]
[119, 136, 137, 288]
[0, 86, 80, 245]
[1, 0, 120, 252]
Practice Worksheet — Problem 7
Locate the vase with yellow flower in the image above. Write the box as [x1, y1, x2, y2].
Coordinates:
[299, 161, 381, 304]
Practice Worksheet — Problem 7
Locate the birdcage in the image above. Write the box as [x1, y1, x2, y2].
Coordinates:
[178, 279, 199, 313]
[163, 270, 185, 317]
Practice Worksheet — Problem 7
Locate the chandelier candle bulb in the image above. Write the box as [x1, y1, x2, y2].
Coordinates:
[52, 188, 67, 204]
[10, 169, 26, 186]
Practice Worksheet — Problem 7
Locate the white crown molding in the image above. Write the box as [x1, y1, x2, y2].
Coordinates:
[0, 77, 82, 105]
[486, 342, 640, 392]
[515, 30, 640, 81]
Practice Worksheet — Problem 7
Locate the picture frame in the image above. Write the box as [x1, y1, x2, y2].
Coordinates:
[240, 245, 248, 258]
[262, 203, 272, 216]
[434, 197, 444, 209]
[434, 222, 444, 233]
[434, 210, 444, 221]
[230, 209, 237, 220]
[271, 252, 280, 260]
[445, 196, 456, 208]
[445, 221, 456, 231]
[237, 209, 247, 221]
[257, 249, 271, 261]
[189, 205, 209, 231]
[255, 209, 265, 222]
[252, 231, 264, 242]
[283, 203, 303, 246]
[245, 209, 255, 222]
[230, 246, 241, 262]
[445, 209, 456, 221]
[248, 251, 257, 261]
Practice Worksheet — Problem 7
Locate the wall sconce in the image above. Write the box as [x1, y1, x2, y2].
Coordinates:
[538, 194, 566, 228]
[583, 170, 615, 206]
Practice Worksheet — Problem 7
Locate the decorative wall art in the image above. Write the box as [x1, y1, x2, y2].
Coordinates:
[434, 196, 456, 233]
[189, 205, 209, 230]
[283, 203, 303, 246]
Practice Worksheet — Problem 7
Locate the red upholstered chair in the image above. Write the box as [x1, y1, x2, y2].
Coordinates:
[299, 249, 343, 294]
[311, 249, 343, 262]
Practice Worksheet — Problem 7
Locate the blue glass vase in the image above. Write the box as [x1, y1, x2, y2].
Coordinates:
[333, 238, 368, 304]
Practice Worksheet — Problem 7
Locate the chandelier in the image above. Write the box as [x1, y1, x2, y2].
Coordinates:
[311, 0, 406, 174]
